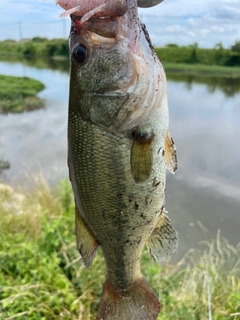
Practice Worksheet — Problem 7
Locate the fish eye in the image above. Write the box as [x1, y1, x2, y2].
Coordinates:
[72, 44, 88, 64]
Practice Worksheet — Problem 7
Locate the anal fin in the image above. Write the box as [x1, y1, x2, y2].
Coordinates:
[75, 207, 98, 268]
[165, 130, 177, 174]
[146, 209, 178, 262]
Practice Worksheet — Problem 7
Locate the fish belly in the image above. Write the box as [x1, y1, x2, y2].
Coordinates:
[68, 109, 166, 286]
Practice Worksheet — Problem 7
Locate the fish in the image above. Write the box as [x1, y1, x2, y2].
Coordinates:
[57, 0, 178, 319]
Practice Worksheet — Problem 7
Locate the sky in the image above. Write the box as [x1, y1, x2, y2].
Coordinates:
[0, 0, 240, 48]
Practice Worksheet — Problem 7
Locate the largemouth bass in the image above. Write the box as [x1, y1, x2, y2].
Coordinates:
[57, 0, 178, 319]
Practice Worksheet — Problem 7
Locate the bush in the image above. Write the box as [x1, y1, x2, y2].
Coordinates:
[45, 39, 68, 57]
[22, 42, 38, 57]
[32, 37, 48, 43]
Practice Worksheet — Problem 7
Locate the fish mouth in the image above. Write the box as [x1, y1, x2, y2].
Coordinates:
[71, 14, 119, 39]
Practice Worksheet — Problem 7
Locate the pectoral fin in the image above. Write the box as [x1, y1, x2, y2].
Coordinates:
[146, 209, 178, 262]
[75, 207, 98, 268]
[131, 129, 154, 183]
[165, 130, 177, 174]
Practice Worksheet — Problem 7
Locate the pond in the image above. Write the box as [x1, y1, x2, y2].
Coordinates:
[0, 58, 239, 260]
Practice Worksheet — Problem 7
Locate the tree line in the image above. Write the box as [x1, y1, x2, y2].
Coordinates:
[1, 38, 240, 67]
[0, 37, 68, 58]
[155, 42, 240, 67]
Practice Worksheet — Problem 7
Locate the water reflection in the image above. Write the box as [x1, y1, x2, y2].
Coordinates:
[0, 60, 69, 186]
[0, 58, 239, 258]
[0, 56, 69, 73]
[167, 73, 240, 97]
[168, 78, 240, 196]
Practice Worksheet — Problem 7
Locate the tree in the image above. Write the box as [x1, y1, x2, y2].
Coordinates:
[231, 41, 240, 53]
[166, 43, 179, 48]
[188, 42, 198, 63]
[214, 42, 223, 50]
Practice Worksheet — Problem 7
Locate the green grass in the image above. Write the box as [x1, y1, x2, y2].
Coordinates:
[0, 75, 45, 114]
[0, 178, 239, 319]
[163, 62, 240, 78]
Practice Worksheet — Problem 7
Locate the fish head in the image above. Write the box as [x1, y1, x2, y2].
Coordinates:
[68, 2, 165, 130]
[69, 15, 136, 97]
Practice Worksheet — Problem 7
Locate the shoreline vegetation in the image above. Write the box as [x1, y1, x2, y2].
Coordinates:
[0, 178, 240, 319]
[1, 38, 240, 77]
[0, 74, 45, 114]
[164, 62, 240, 78]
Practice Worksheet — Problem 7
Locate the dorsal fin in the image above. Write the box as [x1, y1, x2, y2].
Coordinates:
[165, 130, 177, 174]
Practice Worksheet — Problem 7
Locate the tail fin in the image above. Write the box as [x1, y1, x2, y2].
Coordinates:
[96, 278, 160, 320]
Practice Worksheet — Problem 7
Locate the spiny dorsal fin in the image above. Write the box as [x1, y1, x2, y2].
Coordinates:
[146, 209, 178, 262]
[165, 130, 177, 174]
[75, 206, 98, 268]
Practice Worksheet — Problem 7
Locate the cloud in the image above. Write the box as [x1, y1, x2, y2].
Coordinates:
[139, 0, 240, 47]
[0, 0, 240, 47]
[0, 0, 69, 40]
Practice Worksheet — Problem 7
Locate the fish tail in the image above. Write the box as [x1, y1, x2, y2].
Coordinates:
[96, 278, 160, 320]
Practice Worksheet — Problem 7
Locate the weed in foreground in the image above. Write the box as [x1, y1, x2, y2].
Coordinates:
[0, 178, 239, 319]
